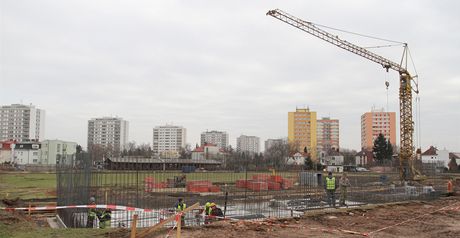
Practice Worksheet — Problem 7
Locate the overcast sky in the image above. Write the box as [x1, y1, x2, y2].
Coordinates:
[1, 0, 459, 152]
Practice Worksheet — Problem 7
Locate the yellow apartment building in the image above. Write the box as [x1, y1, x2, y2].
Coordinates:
[288, 107, 317, 161]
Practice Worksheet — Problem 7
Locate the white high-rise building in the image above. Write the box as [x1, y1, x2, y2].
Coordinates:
[87, 117, 129, 152]
[153, 125, 186, 155]
[0, 104, 45, 141]
[200, 130, 229, 149]
[237, 135, 260, 154]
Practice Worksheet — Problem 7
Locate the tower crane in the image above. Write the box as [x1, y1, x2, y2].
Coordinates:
[267, 9, 420, 180]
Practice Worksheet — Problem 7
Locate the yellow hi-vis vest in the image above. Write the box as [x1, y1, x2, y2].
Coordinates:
[326, 177, 336, 190]
[177, 203, 186, 211]
[205, 202, 212, 215]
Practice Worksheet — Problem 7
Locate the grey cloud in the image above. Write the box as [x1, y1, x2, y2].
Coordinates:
[1, 0, 459, 151]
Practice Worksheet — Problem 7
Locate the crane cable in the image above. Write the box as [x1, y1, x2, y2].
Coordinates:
[311, 21, 405, 44]
[407, 46, 421, 151]
[385, 71, 390, 112]
[364, 43, 406, 49]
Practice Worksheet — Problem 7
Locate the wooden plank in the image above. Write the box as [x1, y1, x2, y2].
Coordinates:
[130, 214, 138, 238]
[176, 214, 181, 238]
[137, 202, 200, 238]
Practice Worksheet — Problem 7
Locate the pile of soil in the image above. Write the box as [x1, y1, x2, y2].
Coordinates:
[1, 197, 24, 207]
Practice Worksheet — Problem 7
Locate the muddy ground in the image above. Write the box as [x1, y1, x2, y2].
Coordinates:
[1, 196, 459, 237]
[170, 196, 460, 238]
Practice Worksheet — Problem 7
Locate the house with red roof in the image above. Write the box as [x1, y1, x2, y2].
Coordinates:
[449, 152, 460, 165]
[355, 149, 374, 167]
[287, 152, 308, 165]
[191, 143, 225, 160]
[421, 146, 450, 168]
[0, 141, 15, 163]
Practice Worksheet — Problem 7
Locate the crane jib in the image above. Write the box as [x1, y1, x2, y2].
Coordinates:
[267, 9, 419, 181]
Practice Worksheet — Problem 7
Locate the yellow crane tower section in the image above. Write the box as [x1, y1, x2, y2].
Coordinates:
[266, 9, 420, 180]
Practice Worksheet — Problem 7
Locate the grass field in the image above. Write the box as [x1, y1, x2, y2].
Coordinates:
[0, 211, 108, 238]
[0, 173, 56, 200]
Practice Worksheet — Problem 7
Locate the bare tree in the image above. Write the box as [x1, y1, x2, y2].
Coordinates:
[264, 141, 291, 169]
[89, 144, 106, 162]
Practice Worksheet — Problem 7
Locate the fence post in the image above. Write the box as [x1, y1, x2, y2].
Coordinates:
[224, 184, 228, 218]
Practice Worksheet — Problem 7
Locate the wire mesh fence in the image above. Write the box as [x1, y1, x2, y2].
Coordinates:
[56, 155, 448, 228]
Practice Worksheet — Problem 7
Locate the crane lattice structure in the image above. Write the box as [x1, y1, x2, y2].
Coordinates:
[267, 9, 420, 180]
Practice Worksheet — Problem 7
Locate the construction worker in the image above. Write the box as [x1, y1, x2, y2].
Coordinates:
[209, 203, 223, 217]
[324, 171, 337, 207]
[98, 209, 111, 229]
[175, 198, 186, 226]
[86, 197, 97, 228]
[204, 202, 213, 215]
[339, 172, 351, 206]
[447, 178, 454, 196]
[203, 202, 214, 224]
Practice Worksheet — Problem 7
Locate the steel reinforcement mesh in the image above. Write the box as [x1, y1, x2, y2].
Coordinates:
[56, 155, 447, 228]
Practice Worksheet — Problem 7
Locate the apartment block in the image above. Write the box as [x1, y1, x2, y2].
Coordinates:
[236, 135, 260, 154]
[200, 130, 229, 150]
[288, 107, 317, 160]
[40, 139, 77, 165]
[361, 108, 396, 149]
[0, 104, 45, 141]
[12, 141, 41, 165]
[87, 117, 129, 152]
[317, 117, 339, 153]
[152, 125, 186, 156]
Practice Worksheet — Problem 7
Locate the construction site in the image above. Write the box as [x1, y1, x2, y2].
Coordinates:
[54, 154, 449, 228]
[1, 5, 460, 238]
[1, 157, 459, 237]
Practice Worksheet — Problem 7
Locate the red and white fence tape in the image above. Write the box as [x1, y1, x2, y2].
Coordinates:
[0, 204, 168, 213]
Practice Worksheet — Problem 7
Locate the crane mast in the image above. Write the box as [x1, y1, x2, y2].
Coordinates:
[267, 9, 418, 180]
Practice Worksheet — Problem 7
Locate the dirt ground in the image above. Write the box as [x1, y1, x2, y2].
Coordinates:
[1, 196, 459, 237]
[170, 196, 460, 238]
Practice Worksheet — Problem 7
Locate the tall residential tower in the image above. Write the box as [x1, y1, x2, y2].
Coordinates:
[153, 125, 186, 156]
[87, 117, 129, 152]
[0, 104, 45, 141]
[361, 108, 396, 149]
[317, 117, 339, 153]
[236, 135, 260, 154]
[288, 107, 317, 160]
[200, 130, 229, 150]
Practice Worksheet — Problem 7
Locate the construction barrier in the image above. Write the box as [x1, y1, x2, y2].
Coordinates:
[186, 180, 221, 193]
[0, 204, 171, 213]
[144, 177, 167, 192]
[237, 175, 293, 191]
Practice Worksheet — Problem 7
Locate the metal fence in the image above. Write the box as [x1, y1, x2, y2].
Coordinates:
[56, 155, 448, 229]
